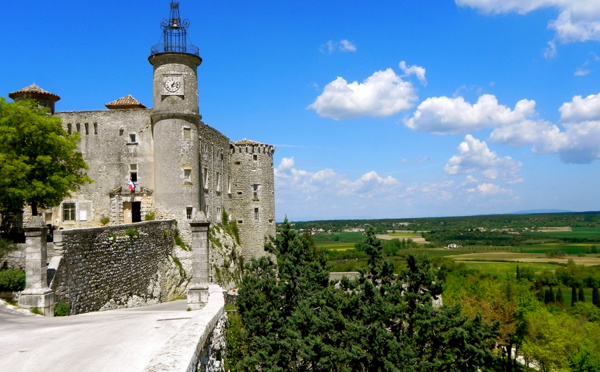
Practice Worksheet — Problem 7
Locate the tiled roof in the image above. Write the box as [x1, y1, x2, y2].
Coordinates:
[105, 95, 147, 109]
[8, 84, 60, 102]
[232, 138, 269, 146]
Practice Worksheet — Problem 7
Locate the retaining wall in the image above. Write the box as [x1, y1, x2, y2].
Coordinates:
[52, 220, 185, 314]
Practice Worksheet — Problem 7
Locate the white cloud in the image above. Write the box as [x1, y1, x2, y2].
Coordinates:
[455, 0, 600, 55]
[467, 183, 513, 195]
[444, 135, 523, 184]
[339, 39, 357, 52]
[319, 39, 357, 54]
[559, 93, 600, 122]
[404, 94, 536, 135]
[308, 68, 418, 120]
[399, 61, 427, 85]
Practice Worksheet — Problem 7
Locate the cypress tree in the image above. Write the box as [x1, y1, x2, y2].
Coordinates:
[556, 287, 564, 304]
[544, 288, 551, 304]
[592, 285, 600, 308]
[579, 287, 586, 303]
[516, 265, 520, 281]
[572, 285, 578, 307]
[549, 287, 555, 303]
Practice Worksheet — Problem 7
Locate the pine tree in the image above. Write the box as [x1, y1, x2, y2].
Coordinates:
[579, 287, 586, 303]
[556, 287, 564, 304]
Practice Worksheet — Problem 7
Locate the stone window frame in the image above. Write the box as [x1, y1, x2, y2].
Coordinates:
[183, 168, 192, 184]
[254, 207, 259, 221]
[76, 123, 81, 133]
[183, 126, 191, 141]
[128, 133, 137, 144]
[62, 202, 76, 222]
[252, 184, 260, 201]
[186, 206, 193, 220]
[94, 122, 98, 135]
[203, 167, 209, 190]
[85, 123, 89, 135]
[130, 164, 138, 183]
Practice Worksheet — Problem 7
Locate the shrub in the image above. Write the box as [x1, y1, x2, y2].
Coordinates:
[99, 217, 110, 226]
[30, 307, 43, 315]
[0, 269, 26, 292]
[125, 228, 139, 238]
[54, 301, 70, 316]
[173, 229, 189, 250]
[144, 210, 156, 221]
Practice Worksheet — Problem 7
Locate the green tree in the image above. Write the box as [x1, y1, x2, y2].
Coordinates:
[579, 287, 586, 303]
[592, 285, 600, 308]
[0, 98, 91, 217]
[556, 287, 565, 305]
[572, 285, 578, 307]
[233, 219, 500, 371]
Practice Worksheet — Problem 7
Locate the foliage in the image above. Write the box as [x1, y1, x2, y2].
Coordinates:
[54, 301, 70, 316]
[144, 210, 155, 221]
[30, 307, 43, 315]
[0, 97, 91, 216]
[125, 228, 139, 238]
[0, 238, 17, 260]
[173, 229, 189, 251]
[99, 217, 110, 226]
[232, 220, 499, 371]
[0, 268, 25, 291]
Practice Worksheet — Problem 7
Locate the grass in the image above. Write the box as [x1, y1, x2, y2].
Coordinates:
[459, 261, 561, 278]
[529, 227, 600, 240]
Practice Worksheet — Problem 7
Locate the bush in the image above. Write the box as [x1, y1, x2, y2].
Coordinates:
[144, 211, 156, 221]
[54, 301, 70, 316]
[0, 269, 25, 292]
[125, 228, 139, 238]
[99, 217, 110, 226]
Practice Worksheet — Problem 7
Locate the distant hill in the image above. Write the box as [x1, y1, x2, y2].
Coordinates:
[513, 209, 572, 214]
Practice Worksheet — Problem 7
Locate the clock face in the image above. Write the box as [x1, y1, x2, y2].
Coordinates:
[164, 78, 181, 93]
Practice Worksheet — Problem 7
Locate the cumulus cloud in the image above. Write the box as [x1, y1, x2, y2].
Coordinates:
[404, 94, 536, 135]
[320, 39, 357, 54]
[455, 0, 600, 56]
[444, 135, 523, 184]
[308, 68, 418, 120]
[559, 93, 600, 122]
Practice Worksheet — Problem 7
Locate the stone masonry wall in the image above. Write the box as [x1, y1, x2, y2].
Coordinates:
[52, 220, 186, 314]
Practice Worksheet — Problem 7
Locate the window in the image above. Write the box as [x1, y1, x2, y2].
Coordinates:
[129, 133, 136, 143]
[94, 122, 98, 135]
[183, 127, 191, 140]
[130, 164, 138, 182]
[216, 172, 221, 192]
[119, 128, 124, 136]
[67, 123, 72, 134]
[252, 184, 259, 201]
[254, 207, 259, 220]
[253, 154, 258, 162]
[62, 203, 76, 221]
[76, 123, 80, 132]
[184, 169, 191, 183]
[186, 207, 193, 220]
[85, 123, 89, 135]
[203, 168, 209, 189]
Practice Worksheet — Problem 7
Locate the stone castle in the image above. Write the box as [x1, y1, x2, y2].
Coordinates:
[7, 1, 275, 259]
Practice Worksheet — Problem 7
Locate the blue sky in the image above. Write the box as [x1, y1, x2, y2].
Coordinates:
[3, 0, 600, 221]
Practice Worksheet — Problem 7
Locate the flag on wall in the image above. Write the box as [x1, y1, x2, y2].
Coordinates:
[128, 179, 135, 192]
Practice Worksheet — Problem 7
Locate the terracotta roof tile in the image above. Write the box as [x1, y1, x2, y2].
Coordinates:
[9, 83, 60, 102]
[105, 95, 147, 109]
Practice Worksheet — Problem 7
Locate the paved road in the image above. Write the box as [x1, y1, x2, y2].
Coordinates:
[0, 300, 191, 372]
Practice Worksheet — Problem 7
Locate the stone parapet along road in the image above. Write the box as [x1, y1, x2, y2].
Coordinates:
[0, 287, 224, 372]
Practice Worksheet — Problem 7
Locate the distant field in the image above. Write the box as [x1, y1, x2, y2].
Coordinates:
[530, 227, 600, 240]
[376, 233, 428, 244]
[459, 261, 561, 277]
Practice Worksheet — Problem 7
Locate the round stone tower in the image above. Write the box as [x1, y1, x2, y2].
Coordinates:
[149, 0, 202, 222]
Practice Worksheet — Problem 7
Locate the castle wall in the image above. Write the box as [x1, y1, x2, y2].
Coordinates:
[53, 109, 155, 228]
[198, 122, 232, 224]
[51, 220, 184, 314]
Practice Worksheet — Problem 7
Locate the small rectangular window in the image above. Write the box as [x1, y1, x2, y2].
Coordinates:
[119, 128, 124, 136]
[216, 172, 221, 192]
[76, 123, 80, 132]
[130, 164, 138, 182]
[253, 154, 258, 162]
[183, 127, 191, 140]
[67, 123, 72, 134]
[129, 133, 136, 143]
[254, 208, 259, 220]
[203, 168, 209, 189]
[252, 184, 259, 201]
[186, 207, 193, 220]
[184, 169, 191, 182]
[94, 122, 98, 135]
[62, 203, 76, 221]
[85, 123, 89, 135]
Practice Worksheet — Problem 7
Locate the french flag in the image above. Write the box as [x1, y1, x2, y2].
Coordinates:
[128, 179, 135, 192]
